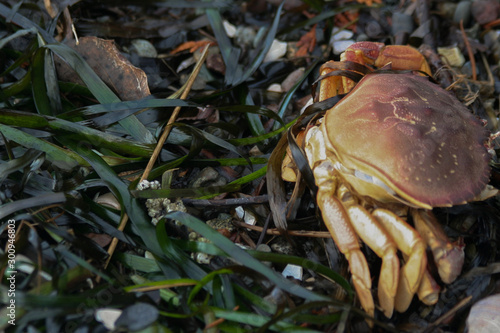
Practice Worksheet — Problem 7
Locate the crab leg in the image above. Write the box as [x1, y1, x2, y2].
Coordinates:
[412, 210, 464, 284]
[313, 168, 375, 317]
[371, 209, 427, 312]
[346, 206, 400, 318]
[417, 270, 440, 306]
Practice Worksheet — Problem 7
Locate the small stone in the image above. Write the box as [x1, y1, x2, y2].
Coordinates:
[330, 27, 354, 42]
[235, 26, 256, 46]
[264, 39, 287, 62]
[94, 193, 121, 210]
[472, 0, 500, 25]
[333, 40, 355, 55]
[190, 167, 227, 188]
[235, 206, 258, 226]
[130, 39, 157, 58]
[392, 12, 414, 35]
[437, 46, 466, 67]
[282, 264, 303, 280]
[466, 293, 500, 332]
[270, 238, 293, 254]
[281, 68, 305, 92]
[267, 83, 282, 92]
[223, 20, 237, 38]
[453, 1, 472, 26]
[95, 309, 122, 330]
[206, 213, 234, 232]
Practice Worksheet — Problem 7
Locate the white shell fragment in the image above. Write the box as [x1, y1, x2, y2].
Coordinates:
[329, 27, 354, 55]
[466, 294, 500, 333]
[267, 83, 282, 92]
[223, 20, 237, 38]
[95, 308, 122, 330]
[330, 27, 354, 42]
[437, 46, 466, 67]
[234, 206, 257, 226]
[333, 40, 355, 55]
[94, 192, 121, 210]
[282, 264, 303, 280]
[264, 39, 287, 62]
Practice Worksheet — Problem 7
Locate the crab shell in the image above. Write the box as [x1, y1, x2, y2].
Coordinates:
[321, 72, 491, 209]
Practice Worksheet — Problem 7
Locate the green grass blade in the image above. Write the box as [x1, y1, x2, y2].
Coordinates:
[206, 7, 241, 86]
[0, 123, 85, 169]
[0, 192, 67, 220]
[68, 142, 208, 282]
[166, 211, 329, 302]
[273, 59, 320, 131]
[235, 1, 284, 86]
[0, 109, 154, 157]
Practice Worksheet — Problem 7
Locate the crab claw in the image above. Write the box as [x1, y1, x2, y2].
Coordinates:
[412, 210, 465, 284]
[342, 42, 432, 75]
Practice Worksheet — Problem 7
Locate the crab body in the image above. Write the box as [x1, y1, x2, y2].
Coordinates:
[283, 42, 496, 319]
[317, 72, 491, 209]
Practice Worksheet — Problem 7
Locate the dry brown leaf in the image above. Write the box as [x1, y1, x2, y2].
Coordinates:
[56, 36, 150, 100]
[354, 0, 381, 5]
[295, 24, 317, 58]
[170, 40, 216, 55]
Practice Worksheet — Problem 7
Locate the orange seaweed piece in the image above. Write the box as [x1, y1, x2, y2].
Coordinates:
[296, 24, 317, 57]
[170, 40, 216, 54]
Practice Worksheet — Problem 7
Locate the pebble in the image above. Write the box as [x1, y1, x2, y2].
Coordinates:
[223, 20, 237, 38]
[453, 1, 472, 26]
[437, 46, 465, 67]
[282, 264, 303, 280]
[329, 27, 354, 55]
[472, 0, 500, 25]
[333, 40, 355, 55]
[130, 39, 157, 58]
[264, 39, 287, 62]
[466, 294, 500, 333]
[392, 12, 414, 35]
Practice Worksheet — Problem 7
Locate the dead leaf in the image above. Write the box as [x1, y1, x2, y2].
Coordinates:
[334, 10, 359, 32]
[170, 40, 216, 55]
[55, 36, 150, 100]
[295, 24, 317, 58]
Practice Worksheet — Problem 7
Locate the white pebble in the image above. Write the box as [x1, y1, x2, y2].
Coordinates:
[264, 39, 287, 62]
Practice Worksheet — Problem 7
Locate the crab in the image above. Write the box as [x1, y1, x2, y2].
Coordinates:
[279, 42, 498, 318]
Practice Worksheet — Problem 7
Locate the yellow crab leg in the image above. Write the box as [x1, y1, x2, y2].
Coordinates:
[417, 269, 440, 306]
[306, 126, 378, 318]
[346, 206, 400, 318]
[412, 210, 464, 284]
[309, 163, 374, 317]
[318, 195, 376, 318]
[371, 209, 427, 313]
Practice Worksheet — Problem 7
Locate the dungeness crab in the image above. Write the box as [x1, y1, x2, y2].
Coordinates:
[278, 42, 498, 318]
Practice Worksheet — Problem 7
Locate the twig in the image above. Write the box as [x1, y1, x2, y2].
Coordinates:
[232, 220, 331, 238]
[460, 20, 476, 81]
[182, 195, 269, 207]
[140, 44, 211, 182]
[423, 295, 472, 332]
[102, 45, 212, 270]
